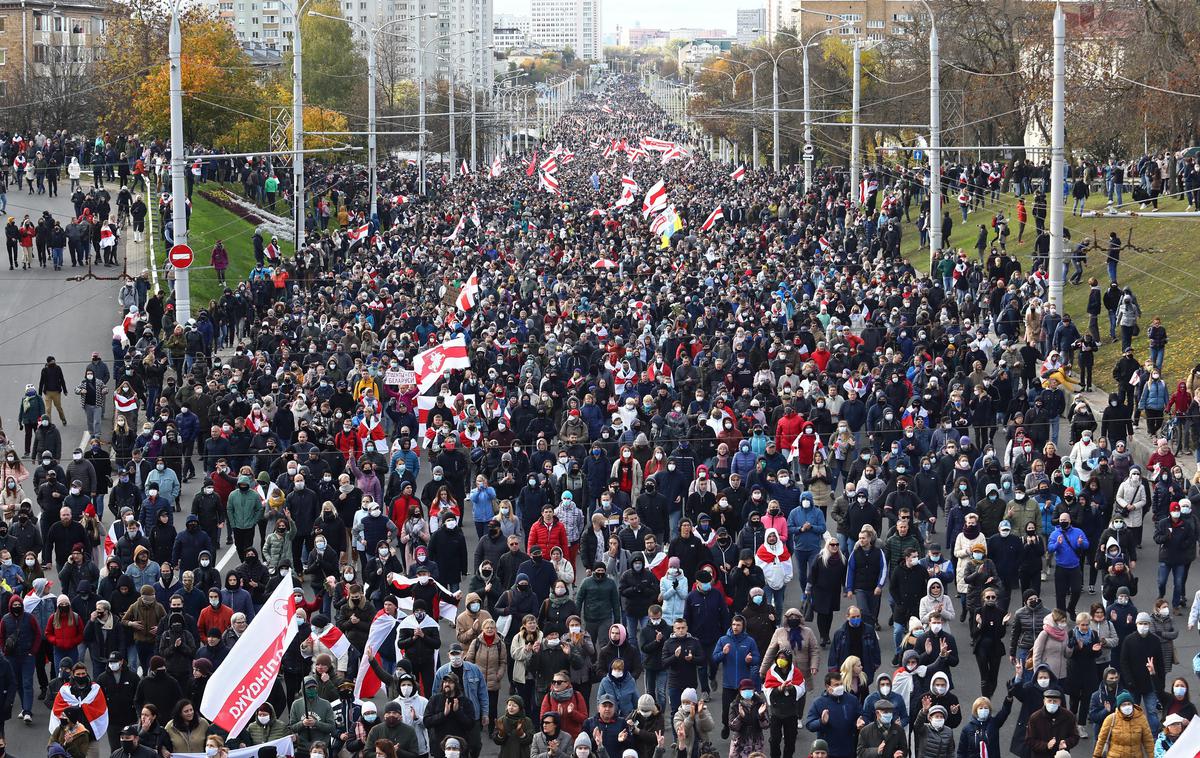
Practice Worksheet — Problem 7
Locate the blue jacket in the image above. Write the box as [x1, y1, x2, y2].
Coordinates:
[596, 671, 639, 716]
[1139, 380, 1168, 411]
[711, 628, 760, 688]
[174, 411, 200, 444]
[580, 403, 605, 440]
[863, 690, 909, 727]
[433, 661, 488, 718]
[786, 497, 826, 554]
[171, 522, 213, 572]
[804, 691, 862, 758]
[1047, 525, 1089, 568]
[659, 571, 688, 624]
[767, 481, 802, 514]
[683, 587, 730, 647]
[731, 444, 758, 481]
[956, 698, 1013, 758]
[830, 621, 882, 680]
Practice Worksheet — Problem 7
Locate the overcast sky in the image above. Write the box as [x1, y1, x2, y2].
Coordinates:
[494, 0, 736, 34]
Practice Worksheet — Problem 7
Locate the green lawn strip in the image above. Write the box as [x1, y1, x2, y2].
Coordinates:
[897, 189, 1200, 384]
[152, 191, 295, 309]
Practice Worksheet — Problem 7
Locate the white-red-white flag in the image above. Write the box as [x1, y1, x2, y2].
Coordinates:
[443, 216, 466, 242]
[456, 271, 480, 311]
[642, 179, 667, 218]
[489, 156, 503, 178]
[701, 205, 724, 231]
[391, 195, 410, 205]
[730, 165, 746, 182]
[200, 576, 300, 738]
[346, 223, 369, 241]
[1163, 712, 1200, 758]
[353, 609, 399, 703]
[539, 155, 558, 175]
[48, 682, 108, 739]
[539, 171, 560, 195]
[459, 159, 470, 176]
[310, 624, 351, 658]
[413, 336, 470, 393]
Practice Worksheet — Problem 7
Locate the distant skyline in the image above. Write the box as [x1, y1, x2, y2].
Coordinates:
[495, 0, 737, 34]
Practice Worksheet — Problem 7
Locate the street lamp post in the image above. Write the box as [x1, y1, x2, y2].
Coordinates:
[749, 36, 807, 172]
[168, 0, 190, 321]
[308, 9, 436, 219]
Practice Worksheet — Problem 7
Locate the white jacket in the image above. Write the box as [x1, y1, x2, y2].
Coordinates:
[1115, 477, 1147, 527]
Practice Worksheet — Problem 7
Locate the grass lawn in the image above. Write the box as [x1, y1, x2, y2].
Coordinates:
[152, 189, 294, 309]
[897, 189, 1200, 386]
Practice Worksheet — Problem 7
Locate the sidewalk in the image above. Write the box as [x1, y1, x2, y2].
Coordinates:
[1077, 382, 1195, 478]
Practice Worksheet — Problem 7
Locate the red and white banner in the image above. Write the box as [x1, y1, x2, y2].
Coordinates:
[592, 258, 619, 270]
[818, 235, 832, 253]
[661, 145, 689, 164]
[48, 682, 108, 739]
[641, 136, 675, 152]
[489, 156, 503, 178]
[645, 551, 670, 580]
[391, 194, 410, 205]
[200, 576, 300, 738]
[642, 179, 666, 218]
[540, 156, 558, 175]
[413, 336, 470, 393]
[539, 171, 560, 195]
[353, 609, 399, 703]
[388, 573, 459, 621]
[730, 165, 746, 182]
[456, 271, 480, 312]
[459, 159, 470, 176]
[23, 584, 49, 613]
[525, 150, 538, 177]
[347, 223, 369, 241]
[177, 737, 294, 758]
[701, 206, 724, 231]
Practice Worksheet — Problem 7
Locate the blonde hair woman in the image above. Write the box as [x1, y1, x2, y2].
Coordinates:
[839, 655, 869, 702]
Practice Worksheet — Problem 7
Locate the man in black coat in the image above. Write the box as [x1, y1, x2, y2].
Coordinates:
[618, 552, 660, 638]
[1119, 611, 1165, 731]
[98, 654, 141, 750]
[423, 673, 477, 758]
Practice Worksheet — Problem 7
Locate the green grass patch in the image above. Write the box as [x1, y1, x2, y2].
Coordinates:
[898, 189, 1200, 385]
[152, 190, 294, 309]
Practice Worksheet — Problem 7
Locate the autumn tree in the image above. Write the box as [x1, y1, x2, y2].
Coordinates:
[300, 0, 365, 113]
[129, 10, 261, 145]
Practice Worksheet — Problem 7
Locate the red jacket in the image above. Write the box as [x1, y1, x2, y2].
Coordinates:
[334, 430, 361, 461]
[198, 604, 233, 634]
[527, 517, 568, 557]
[44, 611, 84, 651]
[793, 430, 821, 466]
[539, 691, 588, 737]
[774, 411, 806, 453]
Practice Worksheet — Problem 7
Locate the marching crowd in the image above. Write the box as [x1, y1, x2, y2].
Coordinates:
[4, 77, 1200, 758]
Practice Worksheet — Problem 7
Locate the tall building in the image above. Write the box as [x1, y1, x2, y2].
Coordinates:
[217, 0, 492, 90]
[764, 0, 786, 37]
[529, 0, 602, 61]
[790, 0, 918, 42]
[0, 0, 122, 99]
[736, 7, 765, 45]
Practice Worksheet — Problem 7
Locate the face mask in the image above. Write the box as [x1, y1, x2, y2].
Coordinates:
[400, 684, 415, 697]
[933, 684, 947, 695]
[1138, 624, 1151, 636]
[752, 595, 763, 605]
[972, 552, 984, 561]
[849, 617, 862, 627]
[930, 717, 945, 729]
[879, 685, 891, 696]
[1037, 677, 1050, 688]
[258, 715, 271, 725]
[879, 713, 893, 725]
[831, 685, 846, 697]
[205, 748, 219, 757]
[1119, 703, 1134, 716]
[611, 669, 623, 678]
[740, 689, 754, 700]
[108, 662, 121, 672]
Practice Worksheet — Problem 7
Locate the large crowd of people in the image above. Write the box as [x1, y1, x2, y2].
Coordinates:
[4, 76, 1200, 758]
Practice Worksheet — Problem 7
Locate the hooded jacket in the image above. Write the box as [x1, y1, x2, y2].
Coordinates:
[754, 529, 793, 590]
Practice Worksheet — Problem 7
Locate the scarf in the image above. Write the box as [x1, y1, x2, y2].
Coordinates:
[1042, 622, 1066, 642]
[550, 684, 575, 702]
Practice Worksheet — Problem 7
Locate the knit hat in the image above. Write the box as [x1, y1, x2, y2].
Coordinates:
[1136, 612, 1152, 624]
[812, 740, 829, 753]
[681, 688, 698, 703]
[1116, 691, 1134, 706]
[140, 585, 156, 596]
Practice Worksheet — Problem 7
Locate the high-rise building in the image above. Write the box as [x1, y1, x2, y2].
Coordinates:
[217, 0, 492, 90]
[736, 7, 766, 44]
[529, 0, 602, 61]
[790, 0, 918, 42]
[0, 0, 122, 100]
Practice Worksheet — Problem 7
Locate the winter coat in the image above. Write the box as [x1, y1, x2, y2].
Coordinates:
[711, 628, 760, 688]
[1094, 706, 1153, 758]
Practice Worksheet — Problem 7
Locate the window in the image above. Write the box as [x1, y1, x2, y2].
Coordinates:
[893, 13, 913, 22]
[0, 81, 8, 98]
[867, 19, 884, 29]
[839, 13, 862, 22]
[0, 49, 6, 65]
[0, 17, 5, 32]
[32, 44, 47, 62]
[33, 13, 43, 31]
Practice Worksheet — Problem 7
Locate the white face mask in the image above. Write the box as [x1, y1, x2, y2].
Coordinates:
[1120, 704, 1134, 716]
[929, 623, 942, 634]
[1044, 702, 1059, 714]
[929, 717, 945, 729]
[108, 662, 121, 671]
[1037, 678, 1050, 688]
[879, 685, 891, 696]
[258, 715, 271, 725]
[831, 685, 845, 697]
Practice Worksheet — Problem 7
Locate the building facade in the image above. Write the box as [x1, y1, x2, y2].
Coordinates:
[677, 37, 733, 74]
[529, 0, 601, 61]
[736, 7, 765, 45]
[0, 0, 118, 99]
[790, 0, 917, 42]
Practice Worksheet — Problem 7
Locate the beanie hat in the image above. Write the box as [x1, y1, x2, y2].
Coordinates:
[1116, 691, 1134, 706]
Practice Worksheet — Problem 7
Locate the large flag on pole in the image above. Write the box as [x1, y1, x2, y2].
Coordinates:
[200, 576, 300, 738]
[353, 609, 400, 702]
[641, 180, 666, 218]
[413, 336, 470, 393]
[701, 205, 724, 231]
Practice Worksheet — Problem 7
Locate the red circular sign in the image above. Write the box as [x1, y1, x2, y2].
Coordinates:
[169, 244, 194, 268]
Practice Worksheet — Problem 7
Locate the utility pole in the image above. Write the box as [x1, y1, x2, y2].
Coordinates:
[448, 68, 456, 181]
[771, 59, 780, 171]
[802, 51, 811, 188]
[1048, 2, 1066, 310]
[927, 13, 942, 268]
[751, 72, 759, 170]
[417, 18, 426, 195]
[168, 2, 190, 322]
[292, 0, 304, 248]
[367, 28, 378, 219]
[849, 41, 861, 207]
